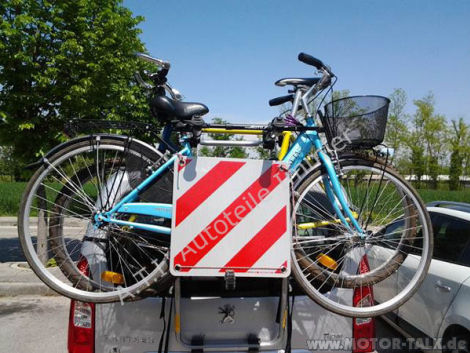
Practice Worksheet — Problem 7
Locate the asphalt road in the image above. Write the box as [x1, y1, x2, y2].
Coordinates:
[0, 218, 87, 262]
[0, 220, 68, 353]
[0, 295, 68, 353]
[0, 222, 25, 262]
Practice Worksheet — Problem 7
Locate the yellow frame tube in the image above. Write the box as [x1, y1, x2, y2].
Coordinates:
[277, 131, 292, 160]
[297, 212, 359, 230]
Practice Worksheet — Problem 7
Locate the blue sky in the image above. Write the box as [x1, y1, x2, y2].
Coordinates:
[125, 1, 470, 124]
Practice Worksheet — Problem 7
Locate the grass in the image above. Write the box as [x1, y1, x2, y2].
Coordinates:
[0, 182, 27, 216]
[0, 181, 96, 216]
[0, 181, 469, 216]
[416, 188, 470, 204]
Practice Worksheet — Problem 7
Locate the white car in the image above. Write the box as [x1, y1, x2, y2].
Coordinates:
[376, 201, 470, 352]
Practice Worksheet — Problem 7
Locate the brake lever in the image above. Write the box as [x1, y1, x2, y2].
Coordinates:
[134, 72, 153, 89]
[164, 83, 183, 101]
[135, 52, 170, 69]
[319, 74, 332, 89]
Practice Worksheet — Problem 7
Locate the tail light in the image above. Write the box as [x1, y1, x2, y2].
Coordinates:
[352, 255, 375, 353]
[68, 257, 95, 353]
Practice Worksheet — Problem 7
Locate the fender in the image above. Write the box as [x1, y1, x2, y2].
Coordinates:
[24, 134, 161, 170]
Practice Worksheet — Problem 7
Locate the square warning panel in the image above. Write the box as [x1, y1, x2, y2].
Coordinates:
[170, 157, 291, 277]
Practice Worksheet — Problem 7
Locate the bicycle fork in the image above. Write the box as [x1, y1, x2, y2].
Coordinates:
[317, 150, 363, 234]
[285, 118, 363, 235]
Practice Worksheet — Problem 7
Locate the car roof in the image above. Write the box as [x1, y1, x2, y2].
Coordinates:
[427, 206, 470, 222]
[427, 201, 470, 213]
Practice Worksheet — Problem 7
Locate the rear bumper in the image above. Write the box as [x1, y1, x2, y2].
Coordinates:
[94, 296, 354, 353]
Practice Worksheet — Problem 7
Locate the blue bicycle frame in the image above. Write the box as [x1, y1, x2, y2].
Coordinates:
[96, 118, 363, 235]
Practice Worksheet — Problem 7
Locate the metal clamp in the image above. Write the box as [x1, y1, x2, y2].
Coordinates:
[224, 270, 236, 291]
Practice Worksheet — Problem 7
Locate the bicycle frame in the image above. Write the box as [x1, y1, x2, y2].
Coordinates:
[96, 89, 363, 235]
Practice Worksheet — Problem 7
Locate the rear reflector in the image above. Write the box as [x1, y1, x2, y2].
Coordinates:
[316, 253, 338, 270]
[68, 257, 95, 353]
[101, 270, 124, 285]
[353, 255, 375, 353]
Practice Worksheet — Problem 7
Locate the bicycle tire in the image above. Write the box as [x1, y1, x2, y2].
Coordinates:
[18, 135, 174, 303]
[291, 153, 433, 317]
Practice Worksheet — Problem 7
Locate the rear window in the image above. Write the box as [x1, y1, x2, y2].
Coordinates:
[429, 212, 470, 265]
[378, 219, 423, 255]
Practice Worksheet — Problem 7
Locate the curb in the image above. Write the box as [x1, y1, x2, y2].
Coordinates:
[0, 217, 18, 226]
[0, 282, 58, 297]
[0, 262, 59, 297]
[0, 217, 85, 227]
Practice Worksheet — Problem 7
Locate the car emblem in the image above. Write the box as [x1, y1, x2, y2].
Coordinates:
[218, 304, 235, 324]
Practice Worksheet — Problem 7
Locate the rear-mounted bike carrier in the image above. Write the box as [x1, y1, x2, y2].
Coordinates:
[173, 278, 289, 352]
[169, 156, 292, 351]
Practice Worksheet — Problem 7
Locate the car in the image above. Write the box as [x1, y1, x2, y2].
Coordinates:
[375, 201, 470, 352]
[67, 261, 378, 353]
[67, 276, 377, 353]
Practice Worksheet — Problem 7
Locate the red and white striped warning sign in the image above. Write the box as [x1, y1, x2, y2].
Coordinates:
[170, 156, 291, 277]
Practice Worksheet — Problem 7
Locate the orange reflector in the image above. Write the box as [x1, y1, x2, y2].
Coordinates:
[101, 271, 124, 285]
[282, 309, 288, 329]
[316, 253, 338, 270]
[174, 313, 181, 333]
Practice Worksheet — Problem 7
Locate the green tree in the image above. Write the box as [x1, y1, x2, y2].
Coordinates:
[423, 113, 447, 189]
[0, 146, 21, 180]
[0, 0, 151, 165]
[413, 94, 448, 189]
[448, 118, 468, 190]
[405, 93, 447, 189]
[332, 89, 351, 101]
[403, 98, 426, 187]
[463, 132, 470, 179]
[256, 146, 272, 159]
[385, 89, 408, 162]
[409, 140, 426, 188]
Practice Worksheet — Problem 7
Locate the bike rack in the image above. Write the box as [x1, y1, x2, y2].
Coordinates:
[199, 139, 262, 147]
[172, 277, 289, 352]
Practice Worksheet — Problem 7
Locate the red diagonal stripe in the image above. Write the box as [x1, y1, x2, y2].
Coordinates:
[174, 164, 287, 271]
[178, 157, 192, 172]
[220, 206, 287, 273]
[275, 261, 288, 274]
[175, 161, 245, 227]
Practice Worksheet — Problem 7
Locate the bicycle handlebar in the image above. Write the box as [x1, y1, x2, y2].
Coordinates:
[298, 53, 324, 69]
[269, 94, 294, 106]
[135, 52, 180, 97]
[136, 52, 170, 69]
[298, 52, 335, 77]
[134, 72, 153, 89]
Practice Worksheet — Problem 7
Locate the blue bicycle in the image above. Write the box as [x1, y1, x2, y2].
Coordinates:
[18, 53, 432, 317]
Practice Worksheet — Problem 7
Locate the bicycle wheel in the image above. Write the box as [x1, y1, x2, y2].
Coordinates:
[291, 154, 432, 317]
[18, 135, 174, 303]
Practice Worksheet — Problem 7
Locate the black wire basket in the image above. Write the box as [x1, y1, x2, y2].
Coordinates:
[322, 95, 390, 149]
